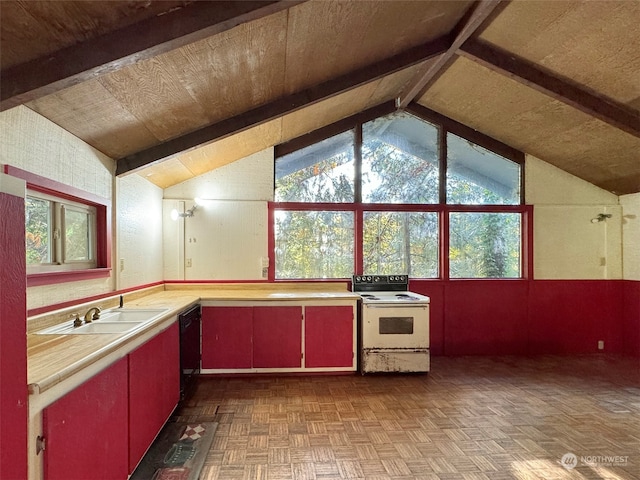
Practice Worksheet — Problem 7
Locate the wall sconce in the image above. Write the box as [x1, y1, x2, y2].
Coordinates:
[590, 213, 612, 223]
[171, 198, 203, 220]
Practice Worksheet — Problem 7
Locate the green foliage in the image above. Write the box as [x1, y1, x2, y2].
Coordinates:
[25, 197, 50, 264]
[275, 211, 354, 278]
[64, 209, 90, 261]
[274, 112, 522, 279]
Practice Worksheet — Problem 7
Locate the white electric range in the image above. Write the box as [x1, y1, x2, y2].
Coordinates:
[352, 275, 430, 373]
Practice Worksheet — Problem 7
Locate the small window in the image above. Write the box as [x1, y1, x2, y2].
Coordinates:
[275, 210, 354, 279]
[362, 113, 439, 204]
[25, 191, 96, 273]
[449, 212, 521, 278]
[275, 131, 355, 203]
[446, 133, 520, 205]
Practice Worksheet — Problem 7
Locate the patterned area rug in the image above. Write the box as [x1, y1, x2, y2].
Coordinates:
[130, 421, 217, 480]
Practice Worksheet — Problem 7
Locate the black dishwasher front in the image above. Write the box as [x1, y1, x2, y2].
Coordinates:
[179, 304, 201, 397]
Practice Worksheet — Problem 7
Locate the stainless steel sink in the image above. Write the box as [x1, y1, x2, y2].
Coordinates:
[35, 308, 170, 335]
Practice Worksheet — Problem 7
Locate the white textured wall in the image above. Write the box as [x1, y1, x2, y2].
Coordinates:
[116, 174, 164, 289]
[526, 156, 622, 280]
[621, 193, 640, 280]
[0, 106, 113, 199]
[526, 156, 618, 205]
[163, 149, 273, 281]
[0, 106, 115, 309]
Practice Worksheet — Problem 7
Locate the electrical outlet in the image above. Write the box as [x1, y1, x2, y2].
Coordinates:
[185, 258, 192, 268]
[119, 259, 125, 272]
[262, 267, 268, 278]
[597, 340, 604, 350]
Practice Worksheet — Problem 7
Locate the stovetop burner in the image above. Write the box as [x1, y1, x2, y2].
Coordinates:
[360, 293, 380, 300]
[395, 293, 420, 301]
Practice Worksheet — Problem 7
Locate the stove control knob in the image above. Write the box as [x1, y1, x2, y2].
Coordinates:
[366, 276, 372, 281]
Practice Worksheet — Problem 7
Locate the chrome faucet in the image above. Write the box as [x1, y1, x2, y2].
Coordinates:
[84, 307, 101, 323]
[72, 314, 83, 328]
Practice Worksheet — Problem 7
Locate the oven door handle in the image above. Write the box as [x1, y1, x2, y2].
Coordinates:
[364, 304, 428, 309]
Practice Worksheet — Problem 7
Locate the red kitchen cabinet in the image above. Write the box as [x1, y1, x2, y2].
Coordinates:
[201, 302, 356, 373]
[305, 306, 354, 368]
[43, 357, 129, 480]
[253, 306, 302, 368]
[128, 323, 180, 472]
[201, 306, 253, 369]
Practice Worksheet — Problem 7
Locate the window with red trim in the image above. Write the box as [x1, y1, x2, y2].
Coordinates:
[26, 190, 97, 274]
[4, 165, 111, 286]
[272, 110, 526, 280]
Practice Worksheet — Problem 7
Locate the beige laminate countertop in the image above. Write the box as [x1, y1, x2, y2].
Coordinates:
[27, 287, 360, 396]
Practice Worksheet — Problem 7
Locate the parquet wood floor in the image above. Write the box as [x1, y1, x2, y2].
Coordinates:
[172, 356, 640, 479]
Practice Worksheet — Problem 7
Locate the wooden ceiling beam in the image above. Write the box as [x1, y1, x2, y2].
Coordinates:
[0, 1, 305, 111]
[396, 0, 506, 109]
[115, 34, 451, 176]
[458, 40, 640, 138]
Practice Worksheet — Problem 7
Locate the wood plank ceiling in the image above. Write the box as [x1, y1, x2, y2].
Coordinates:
[1, 0, 638, 194]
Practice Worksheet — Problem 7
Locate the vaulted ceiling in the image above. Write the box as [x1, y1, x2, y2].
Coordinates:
[1, 0, 638, 194]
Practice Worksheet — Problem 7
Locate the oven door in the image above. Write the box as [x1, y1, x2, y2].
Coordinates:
[361, 304, 429, 349]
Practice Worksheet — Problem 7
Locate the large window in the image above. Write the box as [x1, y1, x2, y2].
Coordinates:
[273, 109, 525, 280]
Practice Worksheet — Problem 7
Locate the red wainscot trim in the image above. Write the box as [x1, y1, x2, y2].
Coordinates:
[528, 279, 625, 355]
[622, 280, 640, 357]
[444, 279, 529, 356]
[27, 281, 164, 317]
[4, 165, 112, 285]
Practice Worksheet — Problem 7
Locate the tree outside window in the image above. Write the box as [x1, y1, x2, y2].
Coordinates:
[273, 111, 525, 280]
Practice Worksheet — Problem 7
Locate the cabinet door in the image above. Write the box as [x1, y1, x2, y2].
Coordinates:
[253, 306, 302, 368]
[305, 306, 354, 368]
[43, 358, 129, 480]
[129, 323, 180, 472]
[202, 307, 252, 369]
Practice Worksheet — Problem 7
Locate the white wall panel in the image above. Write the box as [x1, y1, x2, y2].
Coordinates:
[163, 149, 273, 281]
[183, 200, 267, 280]
[526, 155, 618, 205]
[527, 155, 622, 279]
[163, 200, 185, 280]
[116, 175, 164, 289]
[534, 205, 622, 279]
[621, 193, 640, 280]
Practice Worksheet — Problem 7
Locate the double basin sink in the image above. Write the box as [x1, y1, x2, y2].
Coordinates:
[36, 308, 170, 335]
